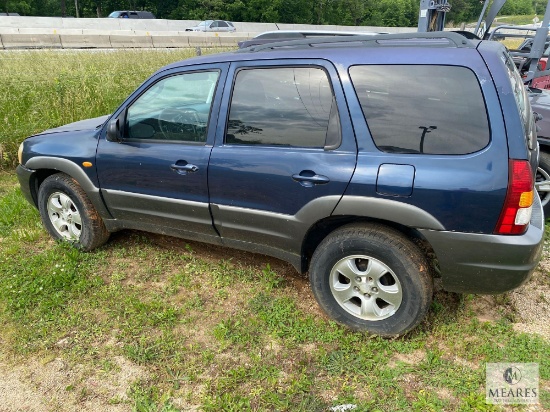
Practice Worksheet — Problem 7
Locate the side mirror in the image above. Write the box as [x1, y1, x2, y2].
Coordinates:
[106, 118, 123, 142]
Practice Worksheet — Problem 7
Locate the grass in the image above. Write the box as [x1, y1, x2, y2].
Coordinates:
[0, 50, 549, 411]
[0, 173, 549, 411]
[494, 15, 541, 26]
[0, 48, 228, 169]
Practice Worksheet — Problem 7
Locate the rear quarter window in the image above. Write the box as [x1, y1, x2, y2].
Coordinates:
[349, 65, 490, 155]
[502, 52, 536, 148]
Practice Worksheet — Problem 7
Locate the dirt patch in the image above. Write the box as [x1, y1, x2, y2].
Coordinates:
[509, 269, 550, 341]
[387, 349, 425, 368]
[470, 294, 502, 324]
[468, 268, 550, 342]
[0, 354, 148, 412]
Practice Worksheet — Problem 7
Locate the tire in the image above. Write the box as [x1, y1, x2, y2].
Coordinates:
[38, 173, 110, 251]
[309, 223, 433, 337]
[536, 150, 550, 217]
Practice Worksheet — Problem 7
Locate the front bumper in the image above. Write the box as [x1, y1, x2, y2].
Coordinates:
[419, 195, 545, 294]
[16, 164, 38, 208]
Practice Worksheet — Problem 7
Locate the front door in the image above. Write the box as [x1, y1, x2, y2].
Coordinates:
[96, 65, 227, 242]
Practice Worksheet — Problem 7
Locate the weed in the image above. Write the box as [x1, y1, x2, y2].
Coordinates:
[1, 58, 550, 409]
[0, 49, 230, 169]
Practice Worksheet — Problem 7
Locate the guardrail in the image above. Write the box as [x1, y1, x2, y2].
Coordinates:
[0, 16, 416, 49]
[0, 33, 252, 49]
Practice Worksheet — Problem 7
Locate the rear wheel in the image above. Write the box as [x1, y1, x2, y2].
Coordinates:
[38, 173, 109, 251]
[309, 224, 433, 337]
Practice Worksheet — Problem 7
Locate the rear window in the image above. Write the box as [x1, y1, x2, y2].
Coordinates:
[349, 65, 490, 155]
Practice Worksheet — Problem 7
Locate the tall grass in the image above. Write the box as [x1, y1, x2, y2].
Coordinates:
[0, 48, 227, 169]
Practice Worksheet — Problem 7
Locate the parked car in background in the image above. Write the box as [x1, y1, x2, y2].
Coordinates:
[454, 30, 550, 217]
[108, 10, 155, 19]
[510, 37, 550, 89]
[16, 33, 543, 337]
[238, 30, 386, 48]
[528, 88, 550, 214]
[185, 20, 236, 32]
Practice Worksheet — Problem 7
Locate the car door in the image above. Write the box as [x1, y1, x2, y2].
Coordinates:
[208, 60, 357, 258]
[217, 21, 230, 32]
[96, 64, 228, 243]
[207, 21, 217, 32]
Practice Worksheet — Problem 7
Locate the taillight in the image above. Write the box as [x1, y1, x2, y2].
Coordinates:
[495, 160, 534, 235]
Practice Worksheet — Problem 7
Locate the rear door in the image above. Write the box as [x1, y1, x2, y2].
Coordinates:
[208, 60, 357, 257]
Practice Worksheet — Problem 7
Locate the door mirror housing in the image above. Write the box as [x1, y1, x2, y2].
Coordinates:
[106, 115, 124, 142]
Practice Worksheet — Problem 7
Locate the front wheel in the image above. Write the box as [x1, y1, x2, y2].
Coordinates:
[309, 224, 433, 337]
[38, 173, 110, 251]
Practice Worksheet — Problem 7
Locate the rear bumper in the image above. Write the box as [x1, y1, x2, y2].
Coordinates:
[419, 195, 544, 294]
[16, 164, 38, 208]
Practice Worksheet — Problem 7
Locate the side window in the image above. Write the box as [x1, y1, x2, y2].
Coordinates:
[218, 21, 228, 27]
[226, 67, 339, 148]
[349, 65, 490, 155]
[503, 52, 537, 149]
[125, 71, 220, 143]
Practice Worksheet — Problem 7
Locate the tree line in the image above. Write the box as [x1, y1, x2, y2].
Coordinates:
[1, 0, 538, 27]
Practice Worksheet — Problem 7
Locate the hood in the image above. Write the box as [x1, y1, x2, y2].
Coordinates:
[41, 115, 110, 135]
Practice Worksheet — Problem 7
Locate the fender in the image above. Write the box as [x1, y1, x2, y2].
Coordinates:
[25, 156, 113, 220]
[332, 196, 445, 230]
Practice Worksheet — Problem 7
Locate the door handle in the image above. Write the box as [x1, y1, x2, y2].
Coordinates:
[170, 163, 199, 175]
[292, 171, 330, 187]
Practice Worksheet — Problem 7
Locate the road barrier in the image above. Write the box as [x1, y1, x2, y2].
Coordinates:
[0, 16, 415, 50]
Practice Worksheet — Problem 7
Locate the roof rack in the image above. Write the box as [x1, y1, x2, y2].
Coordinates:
[238, 32, 474, 53]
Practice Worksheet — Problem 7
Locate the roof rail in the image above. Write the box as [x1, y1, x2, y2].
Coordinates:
[238, 31, 474, 53]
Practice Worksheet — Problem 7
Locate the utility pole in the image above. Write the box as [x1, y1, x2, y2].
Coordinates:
[61, 0, 66, 17]
[74, 0, 79, 17]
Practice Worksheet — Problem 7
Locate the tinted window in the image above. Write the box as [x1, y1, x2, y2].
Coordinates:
[503, 52, 536, 147]
[125, 71, 219, 143]
[218, 21, 228, 27]
[226, 67, 337, 147]
[349, 65, 490, 154]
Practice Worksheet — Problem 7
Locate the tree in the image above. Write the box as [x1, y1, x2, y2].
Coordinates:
[3, 0, 31, 14]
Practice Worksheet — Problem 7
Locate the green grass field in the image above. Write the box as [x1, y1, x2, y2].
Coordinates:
[0, 50, 549, 411]
[0, 49, 223, 169]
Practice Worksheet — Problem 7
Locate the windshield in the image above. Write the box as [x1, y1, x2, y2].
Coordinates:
[198, 21, 212, 27]
[108, 11, 120, 17]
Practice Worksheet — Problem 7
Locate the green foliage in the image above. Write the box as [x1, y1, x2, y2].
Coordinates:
[499, 0, 534, 16]
[2, 93, 550, 409]
[129, 382, 180, 412]
[1, 0, 540, 30]
[0, 49, 222, 169]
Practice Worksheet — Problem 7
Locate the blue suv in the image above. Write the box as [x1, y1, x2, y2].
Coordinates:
[16, 33, 544, 336]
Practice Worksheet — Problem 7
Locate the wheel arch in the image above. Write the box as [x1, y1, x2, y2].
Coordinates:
[300, 216, 440, 276]
[25, 156, 112, 219]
